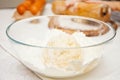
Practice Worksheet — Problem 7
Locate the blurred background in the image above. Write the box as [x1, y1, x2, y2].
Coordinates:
[0, 0, 52, 8]
[0, 0, 119, 8]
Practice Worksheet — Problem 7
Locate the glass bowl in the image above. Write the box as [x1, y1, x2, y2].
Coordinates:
[6, 15, 116, 79]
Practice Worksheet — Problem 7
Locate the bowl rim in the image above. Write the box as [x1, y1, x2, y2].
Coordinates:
[6, 15, 116, 49]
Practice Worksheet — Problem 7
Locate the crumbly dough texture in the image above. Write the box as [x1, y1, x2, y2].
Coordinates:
[43, 34, 82, 71]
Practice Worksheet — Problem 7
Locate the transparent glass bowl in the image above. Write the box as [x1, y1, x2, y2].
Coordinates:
[6, 15, 116, 79]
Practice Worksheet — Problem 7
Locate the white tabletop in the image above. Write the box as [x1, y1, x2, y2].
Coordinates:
[0, 4, 120, 80]
[0, 9, 42, 80]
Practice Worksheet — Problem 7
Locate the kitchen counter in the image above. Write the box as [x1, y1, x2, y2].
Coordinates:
[0, 4, 120, 80]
